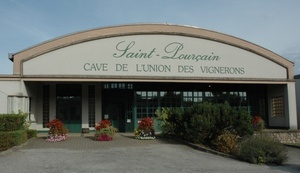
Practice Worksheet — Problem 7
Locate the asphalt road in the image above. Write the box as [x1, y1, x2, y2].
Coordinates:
[0, 135, 299, 173]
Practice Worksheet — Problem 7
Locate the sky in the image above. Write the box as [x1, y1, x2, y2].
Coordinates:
[0, 0, 300, 75]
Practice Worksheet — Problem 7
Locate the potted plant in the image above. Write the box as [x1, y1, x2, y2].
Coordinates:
[94, 119, 117, 141]
[134, 117, 155, 140]
[45, 119, 68, 142]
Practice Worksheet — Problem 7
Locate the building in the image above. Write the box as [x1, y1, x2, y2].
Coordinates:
[295, 74, 300, 129]
[0, 24, 297, 132]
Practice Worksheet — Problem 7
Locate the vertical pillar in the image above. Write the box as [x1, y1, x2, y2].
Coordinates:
[95, 83, 102, 126]
[49, 84, 56, 121]
[82, 84, 89, 128]
[286, 82, 297, 130]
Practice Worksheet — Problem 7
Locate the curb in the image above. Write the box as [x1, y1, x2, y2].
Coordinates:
[0, 140, 30, 156]
[284, 144, 300, 149]
[164, 136, 238, 160]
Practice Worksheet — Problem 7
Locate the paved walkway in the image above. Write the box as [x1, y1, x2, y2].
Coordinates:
[0, 133, 299, 173]
[22, 133, 171, 150]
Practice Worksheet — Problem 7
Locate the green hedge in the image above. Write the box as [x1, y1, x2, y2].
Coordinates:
[0, 113, 27, 132]
[26, 129, 37, 139]
[0, 130, 28, 151]
[157, 102, 253, 144]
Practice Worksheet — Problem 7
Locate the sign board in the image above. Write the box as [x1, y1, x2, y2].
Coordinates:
[23, 35, 287, 79]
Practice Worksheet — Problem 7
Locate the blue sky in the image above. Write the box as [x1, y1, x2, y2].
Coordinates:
[0, 0, 300, 75]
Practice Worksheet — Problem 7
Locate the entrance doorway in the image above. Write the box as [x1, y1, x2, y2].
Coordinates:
[56, 84, 82, 133]
[102, 83, 134, 132]
[104, 101, 126, 132]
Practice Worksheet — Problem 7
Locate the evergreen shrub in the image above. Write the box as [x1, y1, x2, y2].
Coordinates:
[26, 129, 37, 139]
[158, 102, 253, 144]
[0, 130, 27, 151]
[0, 132, 13, 151]
[0, 113, 27, 132]
[0, 112, 29, 151]
[235, 136, 287, 165]
[165, 108, 186, 136]
[156, 108, 185, 137]
[184, 102, 218, 143]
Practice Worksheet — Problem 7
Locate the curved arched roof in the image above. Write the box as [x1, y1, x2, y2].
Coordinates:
[11, 24, 294, 79]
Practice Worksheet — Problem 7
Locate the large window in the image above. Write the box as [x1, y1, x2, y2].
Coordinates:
[160, 91, 181, 108]
[136, 91, 158, 119]
[135, 90, 248, 119]
[183, 91, 203, 108]
[103, 83, 133, 90]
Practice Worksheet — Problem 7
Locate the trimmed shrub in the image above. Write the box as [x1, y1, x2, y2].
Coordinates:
[0, 132, 14, 151]
[12, 130, 28, 145]
[212, 131, 238, 154]
[232, 108, 254, 137]
[235, 136, 287, 165]
[26, 129, 37, 139]
[166, 108, 186, 137]
[184, 102, 217, 143]
[0, 130, 28, 151]
[0, 113, 27, 132]
[167, 102, 253, 144]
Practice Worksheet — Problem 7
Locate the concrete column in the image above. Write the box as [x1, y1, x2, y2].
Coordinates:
[95, 83, 102, 127]
[286, 82, 298, 130]
[49, 84, 56, 121]
[82, 84, 89, 128]
[296, 79, 300, 129]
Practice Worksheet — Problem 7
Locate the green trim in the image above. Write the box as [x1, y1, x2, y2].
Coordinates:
[133, 91, 138, 130]
[37, 130, 48, 133]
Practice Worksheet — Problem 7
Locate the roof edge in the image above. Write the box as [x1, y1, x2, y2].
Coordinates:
[11, 23, 295, 79]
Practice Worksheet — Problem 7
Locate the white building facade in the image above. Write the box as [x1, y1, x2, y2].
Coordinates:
[0, 24, 297, 132]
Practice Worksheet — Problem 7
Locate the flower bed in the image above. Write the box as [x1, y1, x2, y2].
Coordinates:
[94, 119, 117, 141]
[134, 117, 155, 140]
[45, 119, 68, 142]
[46, 134, 68, 142]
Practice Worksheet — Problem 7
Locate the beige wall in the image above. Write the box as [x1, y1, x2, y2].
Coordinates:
[0, 80, 26, 114]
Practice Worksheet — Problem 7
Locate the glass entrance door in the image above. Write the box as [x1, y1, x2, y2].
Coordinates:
[56, 84, 82, 133]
